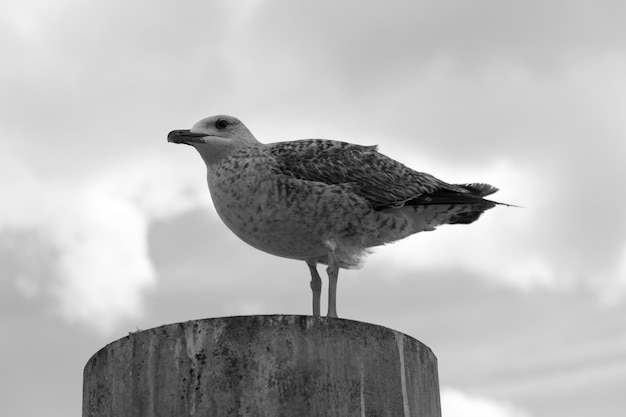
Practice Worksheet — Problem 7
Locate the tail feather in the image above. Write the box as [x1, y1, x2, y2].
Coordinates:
[405, 182, 498, 207]
[401, 182, 506, 225]
[371, 181, 515, 247]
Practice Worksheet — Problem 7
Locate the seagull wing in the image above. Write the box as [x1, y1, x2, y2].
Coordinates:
[267, 139, 497, 210]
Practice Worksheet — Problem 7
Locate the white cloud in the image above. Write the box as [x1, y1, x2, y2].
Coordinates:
[2, 0, 626, 335]
[369, 158, 563, 291]
[0, 148, 208, 333]
[49, 184, 154, 332]
[441, 388, 532, 417]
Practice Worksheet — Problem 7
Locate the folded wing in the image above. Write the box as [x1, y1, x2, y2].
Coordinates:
[268, 139, 498, 215]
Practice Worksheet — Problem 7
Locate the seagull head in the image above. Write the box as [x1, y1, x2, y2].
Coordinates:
[168, 115, 260, 164]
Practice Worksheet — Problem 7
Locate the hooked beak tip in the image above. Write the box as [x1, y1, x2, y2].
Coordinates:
[167, 130, 207, 144]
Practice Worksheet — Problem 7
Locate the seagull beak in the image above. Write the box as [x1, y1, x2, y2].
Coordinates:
[167, 130, 208, 145]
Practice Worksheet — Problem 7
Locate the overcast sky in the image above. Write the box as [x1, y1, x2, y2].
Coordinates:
[1, 1, 625, 416]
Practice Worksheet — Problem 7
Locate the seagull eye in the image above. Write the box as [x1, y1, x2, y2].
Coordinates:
[215, 119, 229, 129]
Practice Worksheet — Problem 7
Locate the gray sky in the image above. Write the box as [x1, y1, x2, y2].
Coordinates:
[1, 1, 626, 416]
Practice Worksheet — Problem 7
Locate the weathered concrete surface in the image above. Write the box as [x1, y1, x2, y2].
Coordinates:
[83, 315, 441, 417]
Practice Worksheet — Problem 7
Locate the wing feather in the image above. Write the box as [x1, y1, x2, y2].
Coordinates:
[267, 139, 493, 210]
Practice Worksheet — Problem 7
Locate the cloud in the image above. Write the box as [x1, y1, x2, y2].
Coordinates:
[441, 388, 532, 417]
[0, 148, 208, 333]
[361, 52, 626, 302]
[367, 157, 557, 289]
[2, 0, 626, 335]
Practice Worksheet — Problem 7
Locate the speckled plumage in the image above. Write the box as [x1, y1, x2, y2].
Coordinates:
[168, 115, 504, 317]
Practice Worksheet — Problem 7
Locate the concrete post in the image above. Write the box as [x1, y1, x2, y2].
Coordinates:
[83, 315, 441, 417]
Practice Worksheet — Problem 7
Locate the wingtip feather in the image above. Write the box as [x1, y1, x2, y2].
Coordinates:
[460, 183, 499, 197]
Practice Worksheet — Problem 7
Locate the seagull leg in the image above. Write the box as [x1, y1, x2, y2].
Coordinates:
[306, 260, 322, 317]
[326, 249, 339, 318]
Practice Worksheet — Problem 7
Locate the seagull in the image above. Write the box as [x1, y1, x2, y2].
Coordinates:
[168, 115, 508, 318]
